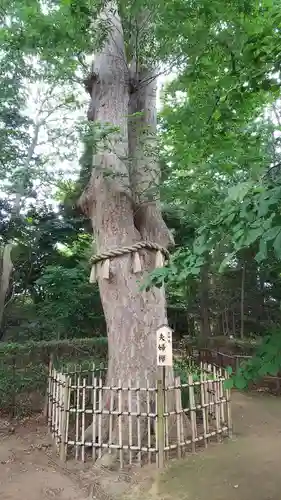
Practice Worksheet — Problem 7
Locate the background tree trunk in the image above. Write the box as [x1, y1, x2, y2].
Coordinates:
[240, 264, 245, 339]
[0, 244, 13, 329]
[0, 123, 40, 330]
[199, 261, 211, 341]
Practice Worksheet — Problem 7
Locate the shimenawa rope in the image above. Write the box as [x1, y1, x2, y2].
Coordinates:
[90, 241, 169, 265]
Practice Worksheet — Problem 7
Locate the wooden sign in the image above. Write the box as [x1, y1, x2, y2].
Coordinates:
[156, 325, 173, 366]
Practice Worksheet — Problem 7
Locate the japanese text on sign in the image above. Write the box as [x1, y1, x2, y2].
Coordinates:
[156, 325, 173, 366]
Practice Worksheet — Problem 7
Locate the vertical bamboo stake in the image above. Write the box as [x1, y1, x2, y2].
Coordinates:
[58, 373, 64, 454]
[108, 378, 114, 457]
[179, 381, 185, 455]
[213, 366, 220, 442]
[91, 363, 95, 405]
[45, 356, 53, 423]
[65, 380, 71, 461]
[188, 374, 196, 452]
[55, 370, 60, 448]
[118, 379, 123, 468]
[154, 384, 158, 465]
[146, 376, 152, 464]
[81, 378, 86, 462]
[156, 368, 165, 468]
[136, 378, 141, 466]
[128, 378, 133, 465]
[52, 368, 56, 442]
[219, 367, 225, 425]
[203, 363, 208, 411]
[50, 367, 55, 439]
[175, 376, 182, 458]
[48, 364, 53, 434]
[58, 371, 62, 450]
[208, 364, 213, 421]
[225, 370, 232, 437]
[92, 376, 97, 462]
[60, 375, 69, 461]
[205, 363, 209, 406]
[54, 368, 58, 443]
[200, 370, 207, 448]
[73, 369, 77, 418]
[209, 365, 214, 420]
[218, 366, 222, 425]
[204, 370, 210, 441]
[163, 369, 169, 460]
[98, 374, 102, 459]
[75, 374, 80, 460]
[57, 370, 61, 447]
[58, 373, 63, 450]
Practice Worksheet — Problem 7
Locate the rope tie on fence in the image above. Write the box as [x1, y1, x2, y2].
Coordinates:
[89, 241, 169, 283]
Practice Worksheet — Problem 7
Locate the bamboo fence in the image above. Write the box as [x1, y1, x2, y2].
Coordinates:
[47, 362, 232, 467]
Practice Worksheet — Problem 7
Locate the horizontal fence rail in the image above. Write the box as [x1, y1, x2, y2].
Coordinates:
[47, 362, 232, 468]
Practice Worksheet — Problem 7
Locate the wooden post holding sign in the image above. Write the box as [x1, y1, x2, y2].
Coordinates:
[156, 325, 173, 469]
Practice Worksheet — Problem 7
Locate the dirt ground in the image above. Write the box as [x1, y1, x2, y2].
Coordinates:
[0, 391, 281, 500]
[126, 390, 281, 500]
[0, 416, 89, 500]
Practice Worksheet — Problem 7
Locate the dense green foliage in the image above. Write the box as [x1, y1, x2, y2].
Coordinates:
[0, 337, 107, 415]
[149, 0, 281, 347]
[1, 200, 105, 340]
[226, 331, 281, 389]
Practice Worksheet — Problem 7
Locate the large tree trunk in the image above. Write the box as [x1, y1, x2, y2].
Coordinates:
[80, 3, 190, 463]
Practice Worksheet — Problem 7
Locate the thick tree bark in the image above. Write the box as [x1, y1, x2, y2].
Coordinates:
[80, 3, 190, 462]
[128, 66, 173, 247]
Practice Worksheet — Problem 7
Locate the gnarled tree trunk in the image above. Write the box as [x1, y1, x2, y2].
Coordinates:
[80, 2, 190, 463]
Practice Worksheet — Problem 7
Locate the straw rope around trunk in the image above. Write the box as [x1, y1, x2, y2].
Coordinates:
[89, 241, 169, 283]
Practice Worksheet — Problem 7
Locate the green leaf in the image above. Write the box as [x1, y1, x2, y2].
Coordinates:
[225, 365, 233, 375]
[273, 231, 281, 259]
[193, 234, 207, 255]
[263, 226, 281, 242]
[269, 363, 280, 376]
[257, 197, 270, 217]
[213, 109, 221, 121]
[233, 228, 245, 241]
[224, 378, 234, 390]
[191, 266, 201, 276]
[227, 182, 253, 202]
[258, 364, 272, 376]
[244, 226, 264, 246]
[219, 252, 236, 273]
[234, 375, 247, 390]
[224, 212, 236, 225]
[255, 238, 267, 263]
